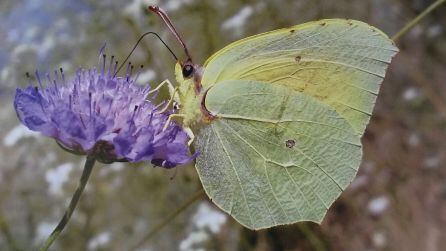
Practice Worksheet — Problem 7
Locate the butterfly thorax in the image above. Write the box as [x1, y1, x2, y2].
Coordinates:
[174, 62, 209, 129]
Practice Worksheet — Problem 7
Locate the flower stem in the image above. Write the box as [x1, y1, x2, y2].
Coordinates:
[129, 188, 205, 250]
[392, 0, 445, 41]
[39, 156, 96, 251]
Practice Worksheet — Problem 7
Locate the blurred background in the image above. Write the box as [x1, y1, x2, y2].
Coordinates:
[0, 0, 445, 250]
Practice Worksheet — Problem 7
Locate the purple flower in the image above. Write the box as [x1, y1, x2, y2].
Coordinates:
[14, 56, 196, 168]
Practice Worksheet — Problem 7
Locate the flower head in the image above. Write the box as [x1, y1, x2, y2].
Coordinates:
[14, 55, 196, 168]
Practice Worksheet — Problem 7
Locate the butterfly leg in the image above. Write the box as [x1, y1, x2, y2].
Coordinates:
[147, 79, 175, 96]
[184, 127, 195, 146]
[162, 114, 185, 131]
[156, 86, 179, 114]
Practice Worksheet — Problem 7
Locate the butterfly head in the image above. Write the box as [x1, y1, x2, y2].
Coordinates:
[175, 58, 203, 94]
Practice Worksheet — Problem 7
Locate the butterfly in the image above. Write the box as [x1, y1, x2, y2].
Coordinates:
[149, 6, 398, 229]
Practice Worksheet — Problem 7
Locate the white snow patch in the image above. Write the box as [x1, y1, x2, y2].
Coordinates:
[163, 0, 193, 12]
[109, 162, 125, 172]
[222, 6, 254, 31]
[99, 162, 125, 177]
[1, 67, 10, 82]
[427, 24, 442, 38]
[423, 156, 440, 169]
[54, 18, 69, 30]
[178, 202, 227, 250]
[409, 25, 423, 38]
[125, 0, 158, 17]
[136, 69, 157, 85]
[24, 26, 40, 41]
[45, 163, 74, 195]
[349, 175, 368, 190]
[362, 161, 376, 174]
[403, 87, 420, 101]
[35, 222, 57, 242]
[88, 232, 111, 250]
[179, 231, 208, 251]
[58, 61, 72, 72]
[3, 124, 40, 147]
[11, 44, 37, 58]
[372, 231, 387, 248]
[39, 35, 56, 57]
[192, 202, 227, 234]
[407, 133, 420, 147]
[368, 196, 389, 216]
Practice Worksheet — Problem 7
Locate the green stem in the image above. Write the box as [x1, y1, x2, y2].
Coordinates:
[39, 156, 96, 251]
[392, 0, 445, 41]
[129, 188, 205, 250]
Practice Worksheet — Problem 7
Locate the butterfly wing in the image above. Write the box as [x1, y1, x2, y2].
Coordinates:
[201, 19, 398, 133]
[196, 80, 361, 229]
[194, 19, 397, 229]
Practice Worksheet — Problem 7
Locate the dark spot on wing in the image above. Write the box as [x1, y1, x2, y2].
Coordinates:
[286, 139, 295, 148]
[295, 55, 301, 63]
[289, 29, 295, 33]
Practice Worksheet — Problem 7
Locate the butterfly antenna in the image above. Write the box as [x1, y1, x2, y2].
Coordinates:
[114, 31, 178, 77]
[149, 6, 192, 62]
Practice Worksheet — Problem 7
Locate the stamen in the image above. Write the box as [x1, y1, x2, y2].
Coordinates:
[127, 64, 134, 82]
[113, 61, 118, 76]
[108, 55, 115, 77]
[53, 79, 59, 97]
[94, 101, 100, 115]
[89, 92, 92, 119]
[133, 65, 144, 84]
[102, 54, 106, 76]
[25, 72, 32, 86]
[79, 115, 87, 129]
[35, 71, 44, 90]
[132, 105, 138, 120]
[148, 112, 154, 124]
[54, 70, 61, 97]
[125, 62, 132, 79]
[93, 100, 98, 115]
[60, 68, 65, 84]
[46, 73, 53, 95]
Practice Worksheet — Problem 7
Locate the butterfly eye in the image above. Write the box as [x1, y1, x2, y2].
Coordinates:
[182, 64, 194, 78]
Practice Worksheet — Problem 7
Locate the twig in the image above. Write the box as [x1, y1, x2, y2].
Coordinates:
[129, 188, 205, 250]
[39, 156, 96, 251]
[392, 0, 446, 41]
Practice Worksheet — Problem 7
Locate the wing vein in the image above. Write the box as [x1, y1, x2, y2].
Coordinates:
[212, 123, 254, 226]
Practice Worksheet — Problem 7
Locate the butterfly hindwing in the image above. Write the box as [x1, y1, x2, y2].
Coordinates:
[195, 80, 361, 229]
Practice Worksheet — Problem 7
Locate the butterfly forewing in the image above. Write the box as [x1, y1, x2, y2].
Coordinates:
[201, 19, 398, 134]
